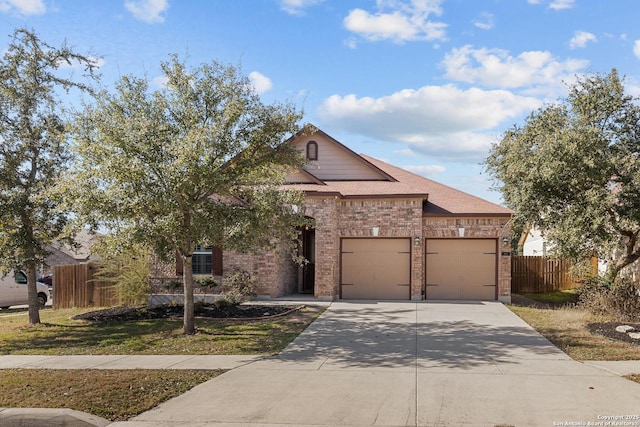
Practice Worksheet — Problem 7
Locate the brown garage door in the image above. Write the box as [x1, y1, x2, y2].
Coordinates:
[425, 239, 496, 300]
[341, 238, 411, 300]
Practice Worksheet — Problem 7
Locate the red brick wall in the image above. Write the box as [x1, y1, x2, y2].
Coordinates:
[336, 198, 424, 299]
[303, 196, 339, 299]
[148, 201, 512, 302]
[224, 244, 298, 298]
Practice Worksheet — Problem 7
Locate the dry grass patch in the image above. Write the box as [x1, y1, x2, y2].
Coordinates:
[0, 369, 222, 421]
[508, 305, 640, 361]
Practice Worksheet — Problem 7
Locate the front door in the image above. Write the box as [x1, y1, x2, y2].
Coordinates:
[301, 227, 315, 293]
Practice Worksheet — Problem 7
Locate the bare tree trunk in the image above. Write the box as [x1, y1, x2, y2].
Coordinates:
[606, 231, 640, 285]
[182, 254, 195, 335]
[26, 262, 41, 325]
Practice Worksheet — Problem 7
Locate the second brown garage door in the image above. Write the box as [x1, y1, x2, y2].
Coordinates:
[425, 239, 497, 300]
[341, 238, 411, 300]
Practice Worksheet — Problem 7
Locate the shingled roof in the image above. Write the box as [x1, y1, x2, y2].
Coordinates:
[285, 154, 511, 217]
[362, 155, 512, 216]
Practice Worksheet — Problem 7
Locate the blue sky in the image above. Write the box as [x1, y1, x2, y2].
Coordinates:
[2, 0, 640, 205]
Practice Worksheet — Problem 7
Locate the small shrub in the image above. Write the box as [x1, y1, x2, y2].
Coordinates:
[195, 277, 218, 292]
[93, 249, 150, 306]
[219, 270, 255, 306]
[578, 277, 640, 320]
[164, 280, 182, 292]
[213, 298, 233, 310]
[193, 300, 205, 313]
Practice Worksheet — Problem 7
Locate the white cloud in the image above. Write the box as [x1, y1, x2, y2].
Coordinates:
[0, 0, 45, 15]
[441, 45, 588, 92]
[124, 0, 168, 24]
[248, 71, 273, 94]
[527, 0, 574, 10]
[343, 0, 447, 44]
[317, 84, 541, 161]
[151, 75, 169, 89]
[633, 40, 640, 60]
[569, 30, 596, 49]
[394, 148, 417, 156]
[549, 0, 575, 10]
[473, 12, 494, 31]
[278, 0, 324, 15]
[344, 37, 358, 49]
[403, 164, 446, 177]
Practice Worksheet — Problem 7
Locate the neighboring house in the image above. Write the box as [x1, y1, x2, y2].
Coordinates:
[42, 229, 102, 276]
[519, 226, 611, 276]
[164, 127, 514, 302]
[521, 227, 548, 256]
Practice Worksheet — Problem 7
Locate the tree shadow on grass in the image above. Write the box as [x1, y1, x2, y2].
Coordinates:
[2, 319, 184, 354]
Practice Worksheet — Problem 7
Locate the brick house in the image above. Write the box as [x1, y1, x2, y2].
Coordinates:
[187, 127, 513, 303]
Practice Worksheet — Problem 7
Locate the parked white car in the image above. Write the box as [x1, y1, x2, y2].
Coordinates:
[0, 271, 50, 309]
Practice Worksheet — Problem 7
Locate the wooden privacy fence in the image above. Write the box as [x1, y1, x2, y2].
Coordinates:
[511, 256, 595, 293]
[53, 262, 117, 309]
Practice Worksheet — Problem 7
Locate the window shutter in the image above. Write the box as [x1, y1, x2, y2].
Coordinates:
[212, 246, 223, 276]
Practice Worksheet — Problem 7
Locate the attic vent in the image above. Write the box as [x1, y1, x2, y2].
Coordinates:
[306, 141, 318, 161]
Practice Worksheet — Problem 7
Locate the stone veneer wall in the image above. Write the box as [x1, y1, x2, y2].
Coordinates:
[423, 216, 512, 302]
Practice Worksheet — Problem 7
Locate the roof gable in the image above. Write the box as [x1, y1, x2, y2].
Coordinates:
[286, 127, 395, 183]
[283, 126, 512, 216]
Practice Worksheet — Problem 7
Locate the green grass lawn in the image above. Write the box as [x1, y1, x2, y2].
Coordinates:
[516, 290, 578, 306]
[0, 305, 320, 355]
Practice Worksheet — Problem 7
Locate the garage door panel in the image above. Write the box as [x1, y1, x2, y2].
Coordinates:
[341, 251, 374, 299]
[341, 239, 410, 300]
[426, 239, 496, 301]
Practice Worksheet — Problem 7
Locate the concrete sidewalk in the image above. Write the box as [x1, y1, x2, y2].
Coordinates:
[108, 301, 640, 427]
[0, 354, 263, 370]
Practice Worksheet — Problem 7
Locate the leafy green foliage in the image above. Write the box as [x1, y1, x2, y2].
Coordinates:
[486, 70, 640, 283]
[92, 241, 150, 306]
[0, 28, 98, 324]
[67, 54, 309, 334]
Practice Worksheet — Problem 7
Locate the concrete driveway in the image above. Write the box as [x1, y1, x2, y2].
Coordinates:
[119, 301, 640, 426]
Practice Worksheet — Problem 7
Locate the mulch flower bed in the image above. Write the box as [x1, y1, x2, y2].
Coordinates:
[587, 322, 640, 346]
[73, 304, 302, 322]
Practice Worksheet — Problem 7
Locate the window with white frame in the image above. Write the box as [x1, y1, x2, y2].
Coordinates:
[192, 245, 212, 275]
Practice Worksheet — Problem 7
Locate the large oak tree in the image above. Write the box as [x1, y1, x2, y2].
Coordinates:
[69, 55, 308, 334]
[486, 70, 640, 284]
[0, 28, 98, 324]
